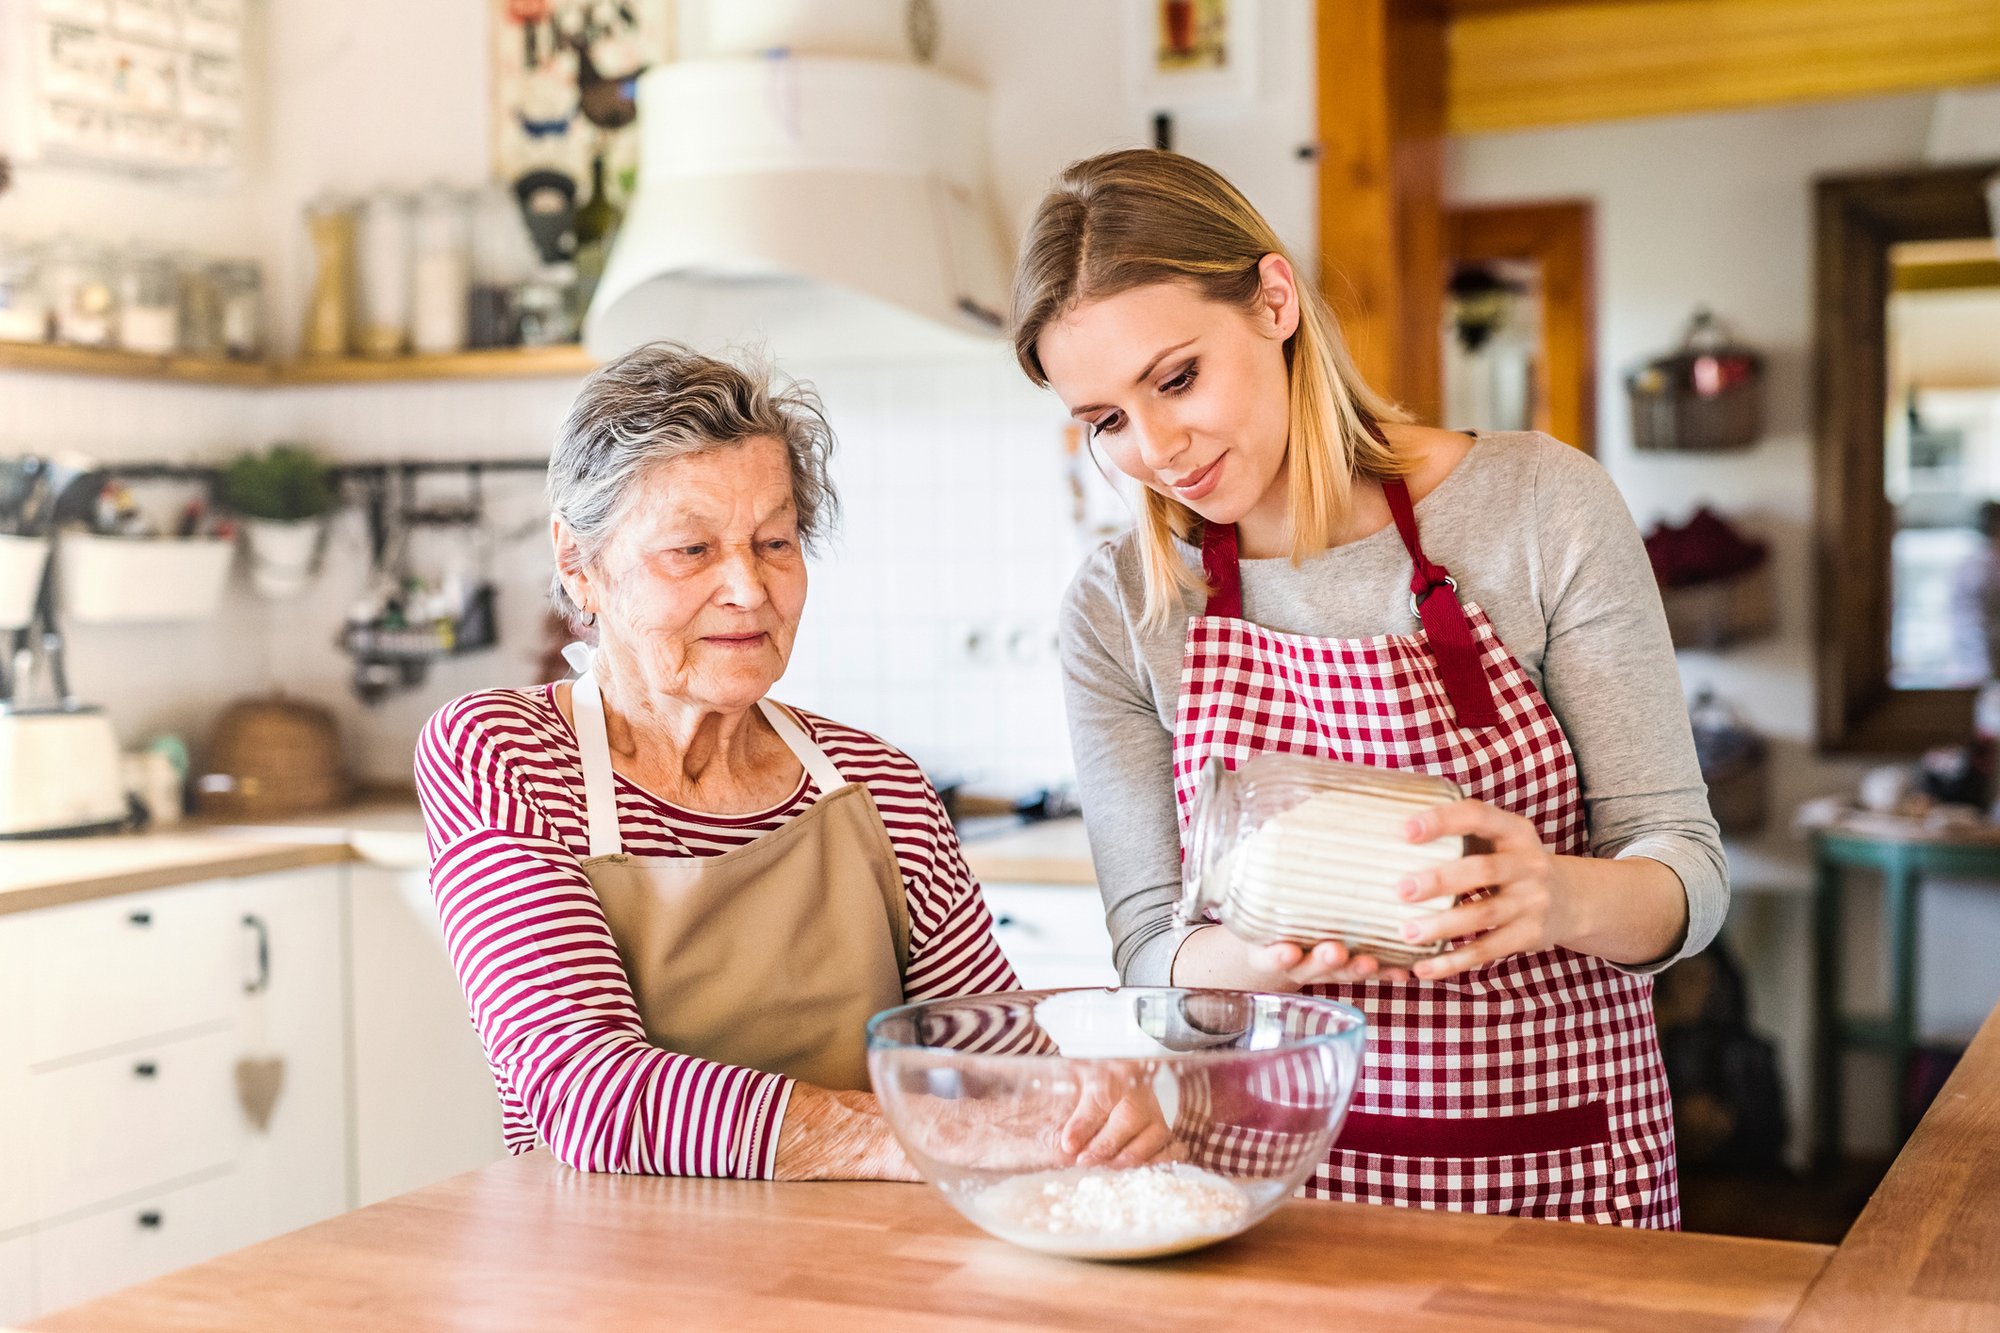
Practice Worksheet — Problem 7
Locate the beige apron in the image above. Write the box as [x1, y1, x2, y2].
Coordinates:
[570, 669, 910, 1092]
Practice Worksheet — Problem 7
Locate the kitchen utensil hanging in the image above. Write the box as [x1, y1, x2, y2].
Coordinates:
[338, 464, 501, 705]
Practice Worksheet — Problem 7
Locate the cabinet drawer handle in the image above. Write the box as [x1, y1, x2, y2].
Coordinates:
[127, 909, 153, 927]
[137, 1210, 163, 1229]
[242, 913, 271, 994]
[994, 913, 1017, 927]
[133, 1061, 158, 1078]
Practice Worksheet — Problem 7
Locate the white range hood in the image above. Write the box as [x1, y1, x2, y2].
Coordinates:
[585, 53, 1012, 364]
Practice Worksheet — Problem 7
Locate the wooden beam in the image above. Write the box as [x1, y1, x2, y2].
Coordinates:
[1449, 0, 2000, 134]
[1446, 200, 1597, 452]
[1317, 0, 1448, 422]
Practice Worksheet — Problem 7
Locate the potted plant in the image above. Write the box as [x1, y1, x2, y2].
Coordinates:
[217, 444, 337, 600]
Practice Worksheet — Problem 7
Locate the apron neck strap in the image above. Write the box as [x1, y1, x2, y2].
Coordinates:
[571, 671, 623, 858]
[1200, 520, 1243, 619]
[755, 698, 846, 794]
[569, 674, 852, 859]
[1382, 478, 1500, 729]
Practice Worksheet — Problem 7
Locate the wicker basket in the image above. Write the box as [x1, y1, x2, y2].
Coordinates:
[1690, 689, 1769, 836]
[197, 695, 352, 817]
[1661, 564, 1775, 650]
[1628, 310, 1765, 453]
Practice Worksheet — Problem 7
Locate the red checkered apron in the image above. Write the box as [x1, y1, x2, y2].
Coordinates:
[1170, 478, 1679, 1227]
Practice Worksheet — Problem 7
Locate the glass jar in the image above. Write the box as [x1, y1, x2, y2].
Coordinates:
[302, 195, 357, 358]
[1179, 753, 1466, 967]
[46, 239, 117, 347]
[356, 191, 413, 357]
[468, 185, 536, 348]
[410, 185, 469, 355]
[0, 241, 50, 344]
[177, 254, 226, 357]
[214, 259, 264, 361]
[117, 246, 181, 355]
[512, 262, 576, 347]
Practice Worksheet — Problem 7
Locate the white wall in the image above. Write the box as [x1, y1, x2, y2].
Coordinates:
[1450, 90, 2000, 1155]
[0, 0, 1320, 797]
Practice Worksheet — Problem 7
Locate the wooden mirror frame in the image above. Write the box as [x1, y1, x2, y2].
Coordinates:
[1814, 162, 1999, 752]
[1445, 200, 1597, 454]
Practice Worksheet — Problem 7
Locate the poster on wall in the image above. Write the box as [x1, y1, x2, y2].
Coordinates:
[0, 0, 246, 174]
[489, 0, 675, 213]
[1123, 0, 1258, 109]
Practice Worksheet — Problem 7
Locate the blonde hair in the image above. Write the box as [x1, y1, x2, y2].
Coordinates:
[1010, 149, 1408, 626]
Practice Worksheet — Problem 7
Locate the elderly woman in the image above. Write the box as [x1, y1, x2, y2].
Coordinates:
[415, 342, 1020, 1180]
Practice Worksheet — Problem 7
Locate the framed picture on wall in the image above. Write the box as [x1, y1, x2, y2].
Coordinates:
[489, 0, 676, 210]
[1123, 0, 1259, 110]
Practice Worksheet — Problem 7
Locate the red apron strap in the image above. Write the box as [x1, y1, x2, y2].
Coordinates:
[1382, 479, 1500, 730]
[1201, 520, 1243, 620]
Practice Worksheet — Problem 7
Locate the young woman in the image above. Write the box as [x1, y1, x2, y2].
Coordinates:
[1012, 149, 1724, 1227]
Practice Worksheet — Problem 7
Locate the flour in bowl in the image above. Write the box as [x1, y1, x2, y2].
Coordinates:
[966, 1163, 1253, 1260]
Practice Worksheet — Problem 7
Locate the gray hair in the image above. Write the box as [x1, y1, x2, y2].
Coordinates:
[546, 341, 839, 637]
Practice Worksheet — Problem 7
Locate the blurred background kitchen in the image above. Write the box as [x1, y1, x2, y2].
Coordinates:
[2, 0, 1999, 1320]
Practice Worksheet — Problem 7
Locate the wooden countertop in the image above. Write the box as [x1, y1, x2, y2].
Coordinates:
[1786, 998, 2000, 1330]
[0, 808, 1093, 919]
[960, 816, 1095, 886]
[0, 800, 428, 917]
[30, 1149, 1828, 1332]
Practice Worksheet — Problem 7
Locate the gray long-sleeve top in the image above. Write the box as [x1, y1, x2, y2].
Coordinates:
[1059, 431, 1727, 985]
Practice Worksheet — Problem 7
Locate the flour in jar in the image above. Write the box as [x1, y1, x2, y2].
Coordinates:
[965, 1163, 1253, 1260]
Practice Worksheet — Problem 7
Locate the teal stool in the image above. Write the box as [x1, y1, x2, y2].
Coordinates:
[1812, 824, 2000, 1165]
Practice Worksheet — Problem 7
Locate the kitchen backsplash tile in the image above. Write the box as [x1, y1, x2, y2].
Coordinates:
[2, 350, 1102, 795]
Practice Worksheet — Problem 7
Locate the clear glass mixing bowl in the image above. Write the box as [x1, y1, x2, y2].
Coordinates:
[866, 987, 1366, 1260]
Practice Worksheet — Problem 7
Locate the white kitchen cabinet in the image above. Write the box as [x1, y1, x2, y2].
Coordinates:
[29, 1027, 239, 1219]
[0, 911, 33, 1236]
[4, 867, 352, 1320]
[982, 882, 1119, 990]
[32, 1171, 239, 1316]
[346, 864, 505, 1206]
[227, 870, 351, 1244]
[23, 885, 239, 1065]
[0, 1230, 33, 1326]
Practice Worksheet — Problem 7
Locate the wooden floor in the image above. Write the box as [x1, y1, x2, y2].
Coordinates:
[1680, 1159, 1892, 1246]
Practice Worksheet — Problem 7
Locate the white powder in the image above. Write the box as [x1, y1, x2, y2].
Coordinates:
[966, 1164, 1252, 1260]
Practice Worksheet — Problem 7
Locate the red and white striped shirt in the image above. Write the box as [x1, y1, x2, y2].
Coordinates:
[415, 683, 1019, 1178]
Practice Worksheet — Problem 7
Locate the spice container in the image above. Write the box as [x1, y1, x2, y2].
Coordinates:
[356, 191, 413, 357]
[47, 239, 118, 347]
[1180, 753, 1465, 967]
[0, 242, 50, 343]
[178, 255, 226, 357]
[513, 263, 577, 346]
[117, 247, 180, 354]
[411, 186, 469, 354]
[469, 185, 536, 347]
[214, 259, 264, 360]
[302, 195, 357, 358]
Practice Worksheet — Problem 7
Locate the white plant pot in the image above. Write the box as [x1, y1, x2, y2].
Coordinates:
[63, 534, 235, 624]
[0, 534, 49, 630]
[243, 518, 327, 600]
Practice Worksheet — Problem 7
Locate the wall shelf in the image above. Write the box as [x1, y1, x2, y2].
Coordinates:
[0, 341, 597, 388]
[0, 341, 272, 386]
[277, 344, 597, 384]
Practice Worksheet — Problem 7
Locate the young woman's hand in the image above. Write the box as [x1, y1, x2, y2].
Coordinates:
[1245, 939, 1412, 987]
[1393, 798, 1579, 982]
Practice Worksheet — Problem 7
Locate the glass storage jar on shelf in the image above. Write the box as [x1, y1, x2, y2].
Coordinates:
[47, 238, 118, 347]
[1179, 752, 1467, 968]
[0, 241, 50, 343]
[177, 254, 226, 357]
[214, 259, 264, 361]
[302, 195, 358, 358]
[356, 191, 413, 357]
[117, 246, 181, 355]
[410, 185, 469, 355]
